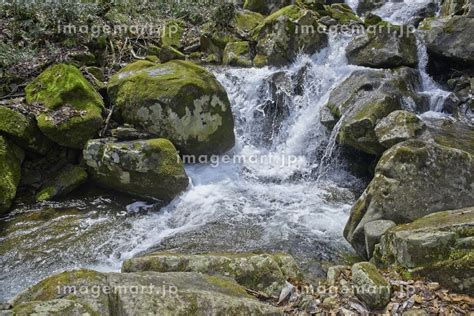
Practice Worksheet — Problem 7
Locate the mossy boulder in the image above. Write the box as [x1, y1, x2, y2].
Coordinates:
[25, 64, 105, 149]
[35, 165, 88, 202]
[232, 9, 264, 39]
[11, 299, 95, 315]
[344, 140, 474, 258]
[200, 23, 240, 62]
[373, 207, 474, 293]
[346, 24, 418, 68]
[374, 110, 425, 148]
[11, 269, 110, 315]
[243, 0, 292, 15]
[351, 262, 391, 310]
[83, 138, 188, 201]
[419, 114, 474, 155]
[10, 270, 283, 315]
[223, 41, 253, 67]
[253, 5, 328, 66]
[122, 252, 302, 296]
[0, 136, 23, 215]
[108, 60, 235, 155]
[161, 19, 185, 48]
[420, 16, 474, 65]
[107, 272, 283, 315]
[0, 99, 52, 155]
[322, 68, 426, 155]
[322, 3, 362, 25]
[157, 45, 186, 63]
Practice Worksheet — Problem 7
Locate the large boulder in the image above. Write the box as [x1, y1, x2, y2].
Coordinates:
[232, 9, 265, 39]
[35, 165, 88, 202]
[0, 99, 52, 155]
[373, 207, 474, 294]
[419, 114, 474, 155]
[346, 25, 418, 68]
[243, 0, 291, 15]
[0, 136, 24, 215]
[25, 64, 104, 149]
[108, 60, 235, 155]
[253, 5, 328, 67]
[122, 252, 302, 296]
[374, 110, 425, 148]
[11, 269, 110, 315]
[322, 68, 426, 155]
[10, 270, 283, 315]
[420, 16, 474, 69]
[83, 138, 188, 201]
[10, 299, 94, 315]
[223, 41, 253, 67]
[344, 140, 474, 257]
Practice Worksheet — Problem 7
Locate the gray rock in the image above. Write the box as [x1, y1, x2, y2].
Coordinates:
[83, 138, 188, 201]
[11, 269, 283, 315]
[322, 68, 427, 155]
[108, 272, 283, 315]
[419, 114, 474, 155]
[35, 165, 88, 202]
[0, 99, 52, 155]
[344, 140, 474, 257]
[351, 262, 391, 310]
[11, 299, 93, 315]
[108, 60, 235, 155]
[364, 220, 396, 258]
[374, 110, 424, 148]
[326, 265, 350, 286]
[122, 252, 302, 297]
[11, 269, 110, 315]
[420, 16, 474, 64]
[440, 0, 473, 17]
[346, 25, 418, 68]
[373, 207, 474, 294]
[253, 5, 328, 67]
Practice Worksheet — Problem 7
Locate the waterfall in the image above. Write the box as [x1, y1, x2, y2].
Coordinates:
[0, 1, 452, 301]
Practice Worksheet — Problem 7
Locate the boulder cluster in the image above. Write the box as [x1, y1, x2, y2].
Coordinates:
[0, 0, 472, 314]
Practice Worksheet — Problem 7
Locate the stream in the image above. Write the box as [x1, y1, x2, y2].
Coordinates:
[0, 0, 447, 301]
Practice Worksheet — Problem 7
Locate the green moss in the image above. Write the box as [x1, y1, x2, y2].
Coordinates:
[158, 45, 186, 63]
[204, 275, 251, 297]
[223, 41, 252, 67]
[35, 165, 88, 202]
[161, 19, 184, 48]
[233, 10, 263, 35]
[25, 64, 104, 148]
[108, 60, 235, 155]
[0, 136, 23, 215]
[323, 3, 361, 24]
[0, 105, 51, 154]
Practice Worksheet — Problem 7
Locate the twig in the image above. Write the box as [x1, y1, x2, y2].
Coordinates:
[100, 104, 115, 137]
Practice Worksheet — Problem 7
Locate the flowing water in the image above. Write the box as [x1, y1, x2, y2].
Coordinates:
[0, 0, 448, 301]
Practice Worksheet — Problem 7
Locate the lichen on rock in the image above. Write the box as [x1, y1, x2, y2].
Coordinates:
[108, 60, 235, 155]
[83, 138, 188, 201]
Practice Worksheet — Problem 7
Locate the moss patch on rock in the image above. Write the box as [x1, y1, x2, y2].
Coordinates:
[0, 136, 23, 215]
[108, 60, 235, 155]
[25, 64, 104, 149]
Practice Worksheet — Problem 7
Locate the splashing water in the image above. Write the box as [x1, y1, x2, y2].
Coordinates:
[0, 2, 450, 300]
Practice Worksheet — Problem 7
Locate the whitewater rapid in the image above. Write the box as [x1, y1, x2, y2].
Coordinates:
[0, 0, 449, 301]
